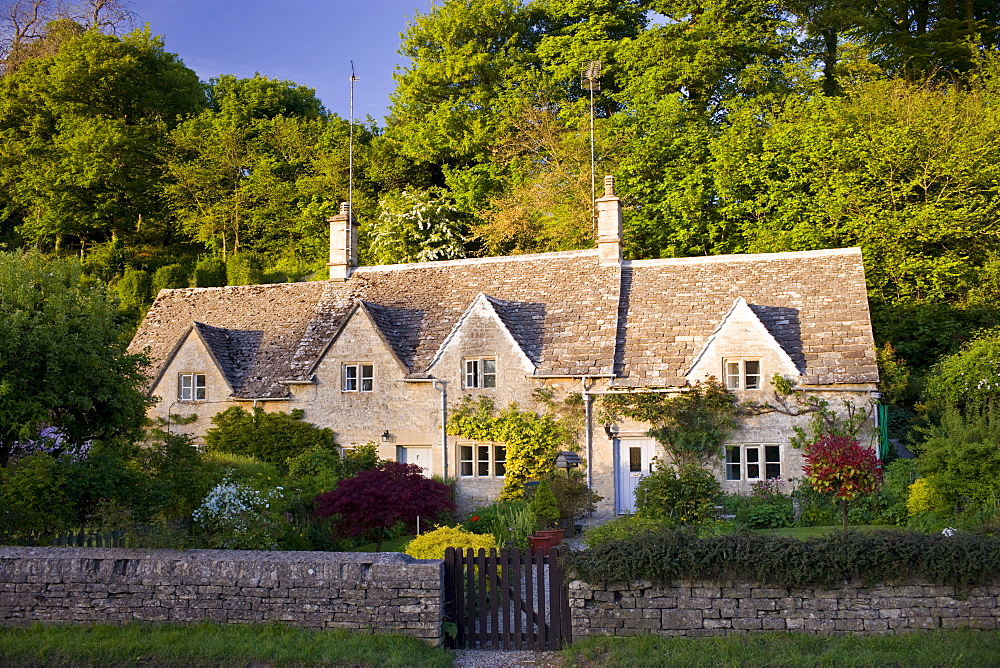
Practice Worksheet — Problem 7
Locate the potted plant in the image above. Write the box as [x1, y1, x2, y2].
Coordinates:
[529, 481, 563, 549]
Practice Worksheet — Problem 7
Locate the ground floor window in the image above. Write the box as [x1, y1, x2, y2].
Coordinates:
[725, 444, 781, 481]
[458, 441, 506, 477]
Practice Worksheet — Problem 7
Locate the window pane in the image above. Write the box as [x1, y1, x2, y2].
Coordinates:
[744, 360, 761, 389]
[194, 374, 206, 400]
[629, 447, 642, 472]
[179, 374, 192, 400]
[482, 359, 496, 388]
[344, 365, 357, 391]
[361, 365, 373, 392]
[460, 445, 473, 477]
[765, 445, 781, 479]
[466, 360, 478, 388]
[494, 444, 506, 477]
[725, 361, 740, 389]
[477, 444, 490, 476]
[746, 446, 760, 479]
[725, 446, 741, 481]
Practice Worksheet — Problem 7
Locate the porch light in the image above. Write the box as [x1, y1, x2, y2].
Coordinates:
[381, 430, 392, 443]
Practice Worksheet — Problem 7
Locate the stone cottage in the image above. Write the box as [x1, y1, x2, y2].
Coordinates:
[129, 177, 880, 514]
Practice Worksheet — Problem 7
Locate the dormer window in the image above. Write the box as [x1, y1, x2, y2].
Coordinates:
[178, 373, 206, 401]
[724, 359, 761, 390]
[343, 363, 374, 392]
[464, 358, 496, 389]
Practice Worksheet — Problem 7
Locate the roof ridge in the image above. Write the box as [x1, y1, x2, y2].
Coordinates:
[626, 247, 861, 267]
[353, 248, 599, 273]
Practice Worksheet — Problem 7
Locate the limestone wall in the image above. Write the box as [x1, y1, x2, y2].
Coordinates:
[0, 547, 444, 645]
[570, 579, 1000, 637]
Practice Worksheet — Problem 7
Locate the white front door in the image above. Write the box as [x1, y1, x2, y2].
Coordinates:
[398, 446, 432, 475]
[615, 438, 655, 514]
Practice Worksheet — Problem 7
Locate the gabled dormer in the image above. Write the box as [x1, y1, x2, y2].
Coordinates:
[426, 294, 538, 389]
[685, 297, 801, 389]
[149, 321, 254, 403]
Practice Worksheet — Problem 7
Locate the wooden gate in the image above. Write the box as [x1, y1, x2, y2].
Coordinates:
[443, 546, 571, 650]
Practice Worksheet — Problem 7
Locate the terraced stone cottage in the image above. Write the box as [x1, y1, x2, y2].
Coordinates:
[129, 177, 880, 513]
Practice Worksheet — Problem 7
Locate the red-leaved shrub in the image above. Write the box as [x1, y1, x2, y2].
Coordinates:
[803, 435, 883, 530]
[313, 462, 454, 550]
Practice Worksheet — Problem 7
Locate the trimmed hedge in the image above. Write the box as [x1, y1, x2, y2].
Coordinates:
[567, 529, 1000, 587]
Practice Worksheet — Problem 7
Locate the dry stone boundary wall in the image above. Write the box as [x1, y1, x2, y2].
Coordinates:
[570, 580, 1000, 637]
[0, 547, 444, 645]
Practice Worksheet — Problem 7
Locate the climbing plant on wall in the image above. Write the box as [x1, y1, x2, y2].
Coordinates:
[448, 396, 572, 501]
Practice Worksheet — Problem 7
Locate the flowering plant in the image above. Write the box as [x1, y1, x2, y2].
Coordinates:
[193, 478, 288, 549]
[803, 435, 883, 531]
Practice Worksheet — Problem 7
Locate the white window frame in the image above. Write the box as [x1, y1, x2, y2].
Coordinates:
[178, 373, 206, 401]
[342, 363, 374, 392]
[725, 444, 782, 481]
[463, 357, 496, 389]
[458, 441, 506, 478]
[724, 358, 762, 390]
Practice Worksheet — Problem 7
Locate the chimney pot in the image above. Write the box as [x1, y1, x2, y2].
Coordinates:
[604, 175, 614, 196]
[596, 175, 622, 265]
[328, 202, 357, 281]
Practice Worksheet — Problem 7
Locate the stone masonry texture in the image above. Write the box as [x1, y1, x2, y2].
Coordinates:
[569, 579, 1000, 637]
[0, 547, 445, 645]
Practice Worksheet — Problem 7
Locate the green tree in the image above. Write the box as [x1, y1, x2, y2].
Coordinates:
[362, 188, 468, 264]
[152, 263, 189, 293]
[115, 267, 151, 314]
[203, 406, 337, 468]
[0, 251, 151, 466]
[193, 256, 226, 287]
[225, 252, 262, 286]
[923, 328, 1000, 415]
[0, 25, 203, 249]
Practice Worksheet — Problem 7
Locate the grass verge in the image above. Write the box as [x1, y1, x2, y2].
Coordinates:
[0, 622, 453, 667]
[562, 630, 1000, 666]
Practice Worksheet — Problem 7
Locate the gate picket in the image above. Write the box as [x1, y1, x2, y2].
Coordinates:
[444, 545, 569, 650]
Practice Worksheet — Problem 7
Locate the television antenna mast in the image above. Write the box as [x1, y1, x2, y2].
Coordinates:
[349, 61, 359, 221]
[581, 61, 601, 233]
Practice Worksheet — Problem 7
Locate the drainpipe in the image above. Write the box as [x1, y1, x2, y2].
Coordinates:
[433, 379, 448, 479]
[583, 377, 595, 490]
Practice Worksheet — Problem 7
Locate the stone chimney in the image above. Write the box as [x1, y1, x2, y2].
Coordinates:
[596, 175, 622, 265]
[327, 202, 357, 281]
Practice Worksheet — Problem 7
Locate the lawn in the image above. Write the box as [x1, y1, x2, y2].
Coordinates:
[0, 623, 453, 667]
[751, 525, 907, 539]
[562, 630, 1000, 666]
[349, 534, 415, 552]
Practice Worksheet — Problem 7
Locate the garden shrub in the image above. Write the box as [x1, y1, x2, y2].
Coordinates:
[203, 452, 284, 489]
[0, 452, 75, 541]
[226, 253, 263, 286]
[635, 461, 721, 524]
[907, 477, 945, 516]
[913, 407, 1000, 508]
[192, 478, 289, 550]
[152, 263, 189, 292]
[739, 478, 793, 529]
[405, 525, 498, 560]
[582, 515, 674, 549]
[568, 528, 1000, 587]
[193, 256, 226, 287]
[529, 480, 560, 529]
[314, 462, 454, 551]
[285, 444, 342, 500]
[115, 268, 151, 315]
[803, 435, 883, 530]
[204, 406, 337, 468]
[547, 474, 601, 521]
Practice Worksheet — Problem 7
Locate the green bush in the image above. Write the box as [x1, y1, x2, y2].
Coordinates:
[568, 528, 1000, 587]
[115, 268, 151, 313]
[468, 500, 536, 549]
[0, 453, 75, 541]
[404, 525, 497, 560]
[914, 407, 1000, 509]
[583, 515, 674, 549]
[203, 451, 284, 488]
[193, 256, 226, 287]
[285, 444, 342, 500]
[152, 263, 189, 292]
[635, 461, 721, 524]
[529, 480, 560, 529]
[204, 406, 337, 468]
[226, 253, 263, 286]
[548, 474, 601, 520]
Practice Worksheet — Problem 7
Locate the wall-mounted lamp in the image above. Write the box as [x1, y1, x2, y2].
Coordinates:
[603, 423, 619, 439]
[380, 430, 392, 443]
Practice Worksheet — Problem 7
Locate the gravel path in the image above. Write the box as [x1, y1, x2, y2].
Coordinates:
[451, 649, 561, 667]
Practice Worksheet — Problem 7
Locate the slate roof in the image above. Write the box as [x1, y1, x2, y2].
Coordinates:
[129, 247, 879, 399]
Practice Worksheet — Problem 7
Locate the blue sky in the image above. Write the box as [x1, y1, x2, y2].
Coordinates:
[129, 0, 433, 122]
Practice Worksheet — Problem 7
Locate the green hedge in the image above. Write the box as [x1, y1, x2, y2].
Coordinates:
[567, 529, 1000, 587]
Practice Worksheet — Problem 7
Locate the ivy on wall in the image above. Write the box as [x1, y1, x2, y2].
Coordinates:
[448, 396, 572, 500]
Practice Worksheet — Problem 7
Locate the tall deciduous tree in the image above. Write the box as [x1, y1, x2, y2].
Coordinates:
[0, 251, 152, 466]
[0, 24, 202, 249]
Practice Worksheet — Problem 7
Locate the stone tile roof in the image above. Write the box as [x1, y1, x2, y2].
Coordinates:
[616, 248, 878, 385]
[129, 247, 878, 399]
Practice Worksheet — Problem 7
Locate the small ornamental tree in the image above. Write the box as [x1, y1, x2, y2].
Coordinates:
[529, 480, 560, 530]
[803, 435, 883, 531]
[313, 462, 454, 551]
